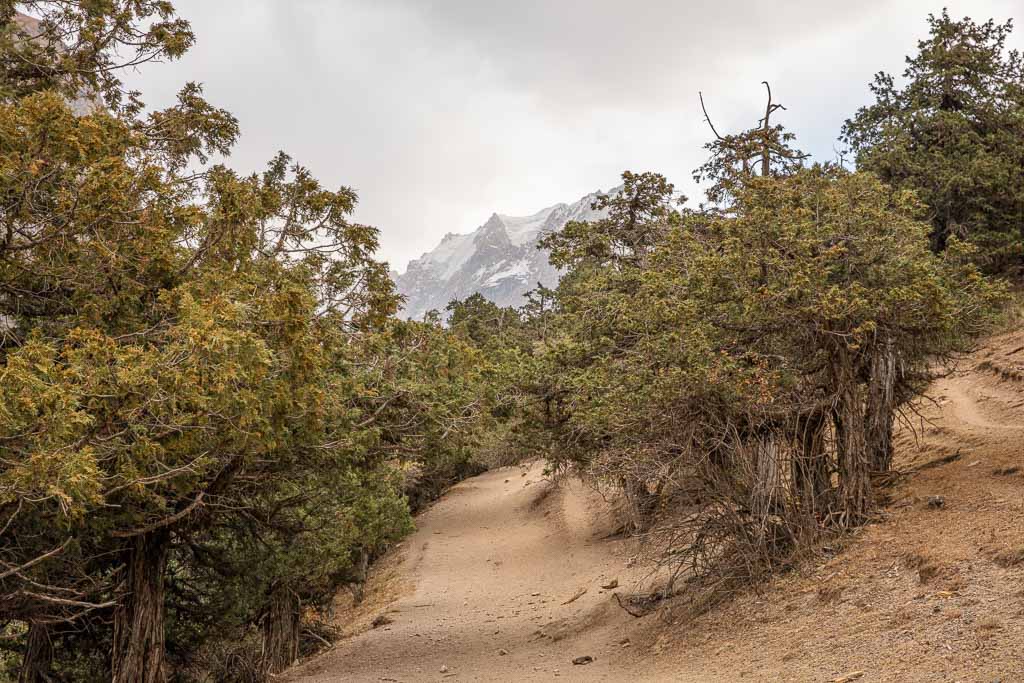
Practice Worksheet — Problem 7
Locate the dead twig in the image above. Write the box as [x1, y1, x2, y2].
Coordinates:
[561, 587, 587, 605]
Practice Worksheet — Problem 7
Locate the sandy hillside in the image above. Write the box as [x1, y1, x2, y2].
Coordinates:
[286, 332, 1024, 683]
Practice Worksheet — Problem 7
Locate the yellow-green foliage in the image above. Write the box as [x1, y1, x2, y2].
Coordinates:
[0, 4, 492, 679]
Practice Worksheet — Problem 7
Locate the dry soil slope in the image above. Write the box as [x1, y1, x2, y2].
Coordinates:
[643, 331, 1024, 682]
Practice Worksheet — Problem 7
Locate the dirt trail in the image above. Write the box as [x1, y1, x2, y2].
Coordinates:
[286, 464, 675, 682]
[288, 332, 1024, 682]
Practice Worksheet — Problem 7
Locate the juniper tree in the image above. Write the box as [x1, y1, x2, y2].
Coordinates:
[0, 0, 195, 112]
[446, 294, 523, 350]
[0, 4, 493, 681]
[695, 82, 809, 208]
[516, 159, 1001, 585]
[842, 11, 1024, 271]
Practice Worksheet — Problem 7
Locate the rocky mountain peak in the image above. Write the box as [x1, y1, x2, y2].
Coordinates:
[393, 188, 615, 320]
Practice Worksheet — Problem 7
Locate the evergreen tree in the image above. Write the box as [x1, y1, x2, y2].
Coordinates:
[842, 11, 1024, 272]
[0, 4, 492, 680]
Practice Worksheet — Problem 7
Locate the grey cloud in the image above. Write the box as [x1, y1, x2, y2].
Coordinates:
[125, 0, 1023, 271]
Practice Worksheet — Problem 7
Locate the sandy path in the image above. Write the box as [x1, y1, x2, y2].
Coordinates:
[935, 372, 1024, 432]
[286, 463, 680, 682]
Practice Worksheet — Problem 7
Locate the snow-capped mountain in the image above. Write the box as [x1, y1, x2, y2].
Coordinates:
[394, 188, 614, 320]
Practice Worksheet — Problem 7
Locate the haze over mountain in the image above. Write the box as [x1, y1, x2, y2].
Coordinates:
[394, 188, 615, 320]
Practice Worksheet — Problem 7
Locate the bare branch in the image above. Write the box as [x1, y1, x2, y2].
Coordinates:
[699, 91, 724, 141]
[0, 539, 71, 582]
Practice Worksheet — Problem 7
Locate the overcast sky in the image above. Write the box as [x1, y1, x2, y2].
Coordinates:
[125, 0, 1022, 272]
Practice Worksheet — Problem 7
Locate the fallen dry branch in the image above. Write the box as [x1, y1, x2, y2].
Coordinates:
[561, 587, 587, 605]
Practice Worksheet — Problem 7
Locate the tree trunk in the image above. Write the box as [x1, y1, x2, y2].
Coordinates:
[350, 549, 370, 604]
[834, 375, 871, 527]
[866, 338, 897, 473]
[19, 623, 53, 683]
[792, 412, 830, 517]
[750, 431, 789, 556]
[262, 584, 301, 675]
[620, 475, 657, 533]
[752, 432, 783, 521]
[112, 531, 169, 683]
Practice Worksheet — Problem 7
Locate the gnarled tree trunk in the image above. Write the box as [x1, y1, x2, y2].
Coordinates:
[620, 475, 658, 533]
[112, 531, 169, 683]
[750, 431, 791, 557]
[834, 372, 871, 527]
[792, 411, 830, 517]
[349, 548, 370, 604]
[19, 622, 52, 683]
[262, 584, 301, 675]
[866, 337, 897, 473]
[752, 432, 783, 522]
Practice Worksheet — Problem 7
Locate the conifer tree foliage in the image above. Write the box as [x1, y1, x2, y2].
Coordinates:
[0, 2, 1014, 677]
[446, 294, 524, 351]
[842, 11, 1024, 272]
[0, 3, 491, 680]
[508, 95, 1004, 593]
[0, 0, 196, 111]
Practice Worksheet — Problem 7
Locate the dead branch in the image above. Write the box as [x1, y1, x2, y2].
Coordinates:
[698, 91, 724, 141]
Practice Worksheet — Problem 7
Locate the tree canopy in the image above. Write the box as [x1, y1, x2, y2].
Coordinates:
[0, 4, 492, 681]
[843, 11, 1024, 272]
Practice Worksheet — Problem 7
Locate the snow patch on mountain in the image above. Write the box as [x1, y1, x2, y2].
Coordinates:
[423, 232, 478, 279]
[484, 257, 532, 286]
[498, 206, 561, 246]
